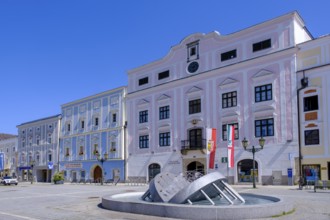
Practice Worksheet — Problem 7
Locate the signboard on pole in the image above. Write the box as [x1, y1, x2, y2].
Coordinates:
[48, 162, 54, 170]
[0, 153, 4, 171]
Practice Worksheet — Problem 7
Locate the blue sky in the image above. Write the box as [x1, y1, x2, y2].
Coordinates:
[0, 0, 329, 134]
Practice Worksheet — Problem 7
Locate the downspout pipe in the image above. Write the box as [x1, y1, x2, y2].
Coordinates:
[297, 72, 308, 188]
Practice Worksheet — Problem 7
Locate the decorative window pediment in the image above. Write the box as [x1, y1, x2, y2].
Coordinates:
[219, 78, 239, 89]
[137, 99, 149, 106]
[252, 69, 274, 81]
[186, 86, 203, 94]
[157, 94, 171, 102]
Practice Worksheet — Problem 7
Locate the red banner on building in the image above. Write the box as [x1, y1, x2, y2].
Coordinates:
[207, 128, 217, 169]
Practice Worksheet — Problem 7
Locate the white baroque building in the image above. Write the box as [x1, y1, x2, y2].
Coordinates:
[126, 11, 313, 184]
[17, 115, 61, 182]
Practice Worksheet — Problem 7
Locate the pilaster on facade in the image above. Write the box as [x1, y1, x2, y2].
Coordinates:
[59, 86, 127, 183]
[126, 11, 311, 185]
[0, 136, 18, 177]
[297, 34, 330, 181]
[16, 114, 61, 182]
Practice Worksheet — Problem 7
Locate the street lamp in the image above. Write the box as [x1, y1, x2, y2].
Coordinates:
[30, 160, 35, 184]
[241, 137, 265, 188]
[96, 153, 108, 185]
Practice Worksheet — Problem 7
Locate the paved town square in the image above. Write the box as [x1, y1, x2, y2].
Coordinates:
[0, 182, 329, 220]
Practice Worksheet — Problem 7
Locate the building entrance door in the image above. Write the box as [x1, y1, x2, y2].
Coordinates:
[94, 166, 102, 183]
[237, 159, 258, 183]
[148, 163, 161, 181]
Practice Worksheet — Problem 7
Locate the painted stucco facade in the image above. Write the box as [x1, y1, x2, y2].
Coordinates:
[126, 12, 312, 184]
[297, 35, 330, 181]
[59, 87, 126, 182]
[0, 136, 18, 177]
[17, 115, 61, 182]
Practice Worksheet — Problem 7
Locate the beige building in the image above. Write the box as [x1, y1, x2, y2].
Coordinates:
[297, 34, 330, 182]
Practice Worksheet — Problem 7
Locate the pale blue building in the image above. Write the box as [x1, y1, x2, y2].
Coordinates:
[17, 115, 61, 182]
[59, 87, 126, 183]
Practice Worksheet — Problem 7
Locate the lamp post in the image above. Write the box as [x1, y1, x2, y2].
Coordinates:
[30, 160, 35, 184]
[97, 153, 108, 185]
[241, 137, 265, 188]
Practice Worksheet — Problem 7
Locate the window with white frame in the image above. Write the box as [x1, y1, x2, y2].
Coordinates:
[93, 144, 99, 155]
[255, 118, 274, 137]
[304, 95, 318, 112]
[110, 141, 116, 152]
[139, 135, 149, 149]
[159, 105, 170, 120]
[222, 91, 237, 108]
[255, 84, 272, 102]
[79, 146, 84, 155]
[36, 136, 40, 145]
[112, 113, 117, 123]
[47, 133, 52, 144]
[189, 99, 201, 114]
[159, 132, 170, 146]
[28, 136, 32, 146]
[304, 129, 319, 145]
[80, 119, 85, 129]
[139, 110, 148, 123]
[222, 123, 239, 140]
[187, 41, 199, 61]
[94, 117, 99, 126]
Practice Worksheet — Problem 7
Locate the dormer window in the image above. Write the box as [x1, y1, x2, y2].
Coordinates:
[158, 70, 169, 80]
[139, 77, 149, 86]
[253, 39, 271, 52]
[187, 41, 199, 62]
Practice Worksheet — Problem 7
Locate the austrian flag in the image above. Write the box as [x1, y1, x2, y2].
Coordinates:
[227, 125, 235, 168]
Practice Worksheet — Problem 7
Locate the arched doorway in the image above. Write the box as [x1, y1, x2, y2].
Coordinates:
[148, 163, 161, 181]
[237, 159, 258, 183]
[187, 161, 205, 175]
[93, 166, 102, 183]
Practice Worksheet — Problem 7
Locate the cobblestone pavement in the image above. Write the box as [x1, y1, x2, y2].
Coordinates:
[233, 185, 330, 220]
[0, 182, 329, 220]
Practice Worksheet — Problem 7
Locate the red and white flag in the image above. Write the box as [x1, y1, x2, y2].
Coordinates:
[227, 125, 235, 168]
[206, 128, 217, 169]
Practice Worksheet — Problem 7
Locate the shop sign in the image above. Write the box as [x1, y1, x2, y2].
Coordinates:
[64, 163, 82, 169]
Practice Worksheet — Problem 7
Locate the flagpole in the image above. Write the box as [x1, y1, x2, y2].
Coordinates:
[226, 125, 229, 181]
[206, 127, 209, 175]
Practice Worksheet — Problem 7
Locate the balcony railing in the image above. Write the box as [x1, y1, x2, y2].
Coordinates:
[181, 139, 206, 150]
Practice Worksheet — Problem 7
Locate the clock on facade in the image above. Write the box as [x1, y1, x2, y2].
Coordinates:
[187, 61, 199, 73]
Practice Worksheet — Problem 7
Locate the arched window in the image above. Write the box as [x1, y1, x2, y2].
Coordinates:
[148, 163, 161, 181]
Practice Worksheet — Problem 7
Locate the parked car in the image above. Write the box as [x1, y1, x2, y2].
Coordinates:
[2, 176, 18, 185]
